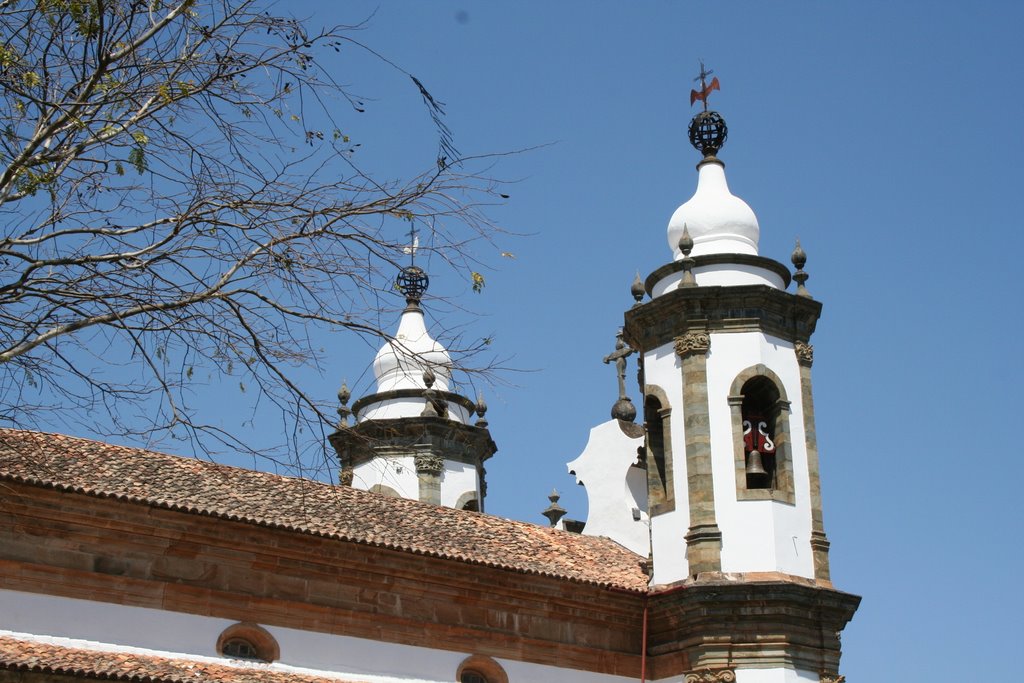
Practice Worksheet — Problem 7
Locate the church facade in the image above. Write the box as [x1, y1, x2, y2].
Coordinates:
[0, 98, 859, 683]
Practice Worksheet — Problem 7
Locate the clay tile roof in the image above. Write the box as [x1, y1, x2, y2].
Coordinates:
[0, 429, 647, 592]
[0, 635, 365, 682]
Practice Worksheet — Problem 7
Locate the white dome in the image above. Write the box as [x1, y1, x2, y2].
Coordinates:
[667, 160, 759, 258]
[372, 308, 451, 392]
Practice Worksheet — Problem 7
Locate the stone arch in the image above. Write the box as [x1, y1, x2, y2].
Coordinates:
[216, 622, 279, 663]
[455, 490, 479, 512]
[369, 484, 401, 498]
[643, 383, 675, 515]
[457, 655, 509, 683]
[728, 364, 795, 503]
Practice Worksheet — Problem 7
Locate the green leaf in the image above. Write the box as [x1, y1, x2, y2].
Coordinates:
[128, 147, 147, 174]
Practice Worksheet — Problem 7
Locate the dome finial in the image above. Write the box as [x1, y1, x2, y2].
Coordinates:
[630, 271, 645, 306]
[688, 61, 728, 160]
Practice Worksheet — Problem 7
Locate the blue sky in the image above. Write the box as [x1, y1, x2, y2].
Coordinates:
[21, 1, 1024, 680]
[308, 3, 1021, 680]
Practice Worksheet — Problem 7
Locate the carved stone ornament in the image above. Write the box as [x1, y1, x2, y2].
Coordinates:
[684, 669, 736, 683]
[674, 332, 711, 358]
[795, 341, 814, 366]
[820, 675, 845, 683]
[339, 467, 354, 487]
[414, 454, 445, 474]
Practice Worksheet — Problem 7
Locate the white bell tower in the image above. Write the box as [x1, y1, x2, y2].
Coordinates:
[621, 67, 858, 682]
[330, 263, 495, 511]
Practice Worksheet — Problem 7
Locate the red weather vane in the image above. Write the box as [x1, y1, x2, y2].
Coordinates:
[690, 61, 720, 111]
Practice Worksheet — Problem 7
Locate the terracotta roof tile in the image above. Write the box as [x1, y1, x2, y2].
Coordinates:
[0, 635, 365, 682]
[0, 429, 647, 592]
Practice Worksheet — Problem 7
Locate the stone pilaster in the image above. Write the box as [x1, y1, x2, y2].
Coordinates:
[415, 454, 444, 505]
[796, 342, 831, 582]
[675, 331, 722, 574]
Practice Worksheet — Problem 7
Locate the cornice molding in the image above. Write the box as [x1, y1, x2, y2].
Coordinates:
[624, 284, 822, 352]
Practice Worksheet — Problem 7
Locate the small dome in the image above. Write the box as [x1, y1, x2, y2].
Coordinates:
[372, 308, 451, 392]
[666, 160, 759, 258]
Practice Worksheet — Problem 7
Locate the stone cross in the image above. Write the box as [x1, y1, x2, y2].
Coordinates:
[602, 332, 634, 400]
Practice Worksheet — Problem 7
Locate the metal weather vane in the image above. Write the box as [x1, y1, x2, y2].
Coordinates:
[686, 61, 728, 158]
[402, 222, 420, 266]
[689, 61, 721, 111]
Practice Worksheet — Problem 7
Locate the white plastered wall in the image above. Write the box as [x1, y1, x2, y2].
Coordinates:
[440, 460, 480, 509]
[645, 330, 815, 584]
[705, 331, 814, 578]
[652, 668, 819, 683]
[0, 589, 636, 683]
[644, 341, 691, 586]
[351, 455, 419, 498]
[652, 262, 785, 297]
[351, 455, 480, 508]
[566, 419, 648, 556]
[358, 397, 472, 424]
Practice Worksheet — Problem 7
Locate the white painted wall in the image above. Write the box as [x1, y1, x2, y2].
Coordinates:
[0, 589, 637, 683]
[440, 460, 480, 509]
[651, 667, 819, 683]
[652, 262, 785, 298]
[705, 331, 814, 578]
[566, 419, 649, 557]
[352, 454, 482, 509]
[644, 330, 815, 584]
[351, 455, 419, 499]
[644, 342, 691, 586]
[358, 397, 472, 423]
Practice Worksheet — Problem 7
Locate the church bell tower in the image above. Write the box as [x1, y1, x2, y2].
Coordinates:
[330, 262, 496, 511]
[622, 67, 859, 681]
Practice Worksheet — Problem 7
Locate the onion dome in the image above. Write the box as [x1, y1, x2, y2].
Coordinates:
[372, 266, 451, 392]
[666, 110, 760, 258]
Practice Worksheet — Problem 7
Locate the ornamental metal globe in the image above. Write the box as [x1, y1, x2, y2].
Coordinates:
[688, 110, 728, 157]
[396, 265, 429, 301]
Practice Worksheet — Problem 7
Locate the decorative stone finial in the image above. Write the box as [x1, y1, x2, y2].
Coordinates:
[630, 271, 645, 305]
[336, 381, 352, 427]
[611, 397, 637, 422]
[679, 225, 696, 287]
[791, 238, 811, 297]
[542, 489, 567, 528]
[475, 391, 489, 427]
[421, 368, 439, 417]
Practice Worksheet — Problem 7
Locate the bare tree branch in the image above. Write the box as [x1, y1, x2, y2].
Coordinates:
[0, 0, 507, 468]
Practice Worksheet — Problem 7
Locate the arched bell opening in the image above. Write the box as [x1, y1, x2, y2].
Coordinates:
[729, 365, 795, 504]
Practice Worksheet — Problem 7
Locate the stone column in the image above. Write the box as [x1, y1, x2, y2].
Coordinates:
[414, 454, 444, 505]
[796, 341, 831, 582]
[675, 331, 722, 575]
